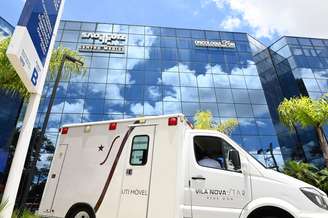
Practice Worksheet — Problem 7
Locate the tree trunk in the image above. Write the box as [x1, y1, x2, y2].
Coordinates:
[315, 126, 328, 168]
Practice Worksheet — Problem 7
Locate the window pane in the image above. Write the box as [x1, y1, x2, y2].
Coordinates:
[130, 135, 149, 165]
[239, 118, 258, 135]
[145, 35, 160, 47]
[163, 86, 181, 101]
[161, 37, 177, 48]
[107, 70, 126, 84]
[161, 48, 177, 60]
[229, 76, 246, 88]
[200, 103, 219, 116]
[303, 79, 320, 91]
[161, 27, 176, 36]
[61, 30, 79, 42]
[91, 56, 109, 68]
[199, 88, 216, 102]
[197, 74, 214, 87]
[176, 29, 191, 38]
[256, 119, 275, 135]
[213, 75, 230, 88]
[245, 76, 262, 89]
[96, 23, 112, 32]
[128, 34, 145, 46]
[182, 102, 200, 116]
[218, 104, 236, 117]
[232, 89, 250, 103]
[88, 69, 107, 83]
[317, 79, 328, 92]
[145, 70, 161, 85]
[163, 101, 181, 114]
[162, 72, 180, 86]
[84, 99, 104, 114]
[129, 25, 145, 34]
[235, 104, 254, 117]
[86, 83, 106, 99]
[113, 24, 128, 33]
[109, 58, 126, 69]
[180, 73, 197, 86]
[181, 87, 199, 102]
[128, 46, 145, 59]
[104, 100, 124, 113]
[248, 90, 267, 104]
[125, 85, 144, 100]
[216, 88, 233, 103]
[252, 105, 270, 118]
[106, 84, 124, 99]
[144, 86, 162, 101]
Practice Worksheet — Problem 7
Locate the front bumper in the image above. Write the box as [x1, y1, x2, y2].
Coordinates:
[299, 211, 328, 218]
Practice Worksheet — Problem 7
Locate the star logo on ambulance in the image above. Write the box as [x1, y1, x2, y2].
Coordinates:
[98, 145, 104, 151]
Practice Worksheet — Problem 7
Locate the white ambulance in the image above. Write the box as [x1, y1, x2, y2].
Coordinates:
[38, 114, 328, 218]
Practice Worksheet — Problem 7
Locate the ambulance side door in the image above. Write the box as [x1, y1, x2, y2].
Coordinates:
[189, 133, 251, 218]
[117, 125, 156, 218]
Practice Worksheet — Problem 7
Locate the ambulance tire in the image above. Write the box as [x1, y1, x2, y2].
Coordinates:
[248, 206, 294, 218]
[65, 203, 95, 218]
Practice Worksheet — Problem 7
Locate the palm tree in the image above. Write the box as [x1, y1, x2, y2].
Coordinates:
[193, 111, 239, 135]
[278, 95, 328, 167]
[0, 37, 29, 98]
[0, 37, 86, 98]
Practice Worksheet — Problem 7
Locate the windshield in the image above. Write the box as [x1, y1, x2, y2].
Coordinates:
[247, 151, 268, 169]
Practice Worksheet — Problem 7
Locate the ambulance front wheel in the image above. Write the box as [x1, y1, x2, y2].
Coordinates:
[65, 203, 96, 218]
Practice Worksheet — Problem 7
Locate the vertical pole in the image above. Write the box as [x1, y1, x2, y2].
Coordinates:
[19, 55, 66, 208]
[269, 143, 279, 171]
[1, 93, 41, 218]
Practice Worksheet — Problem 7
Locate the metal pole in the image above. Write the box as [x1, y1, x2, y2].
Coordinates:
[1, 93, 41, 218]
[269, 143, 279, 171]
[19, 55, 67, 209]
[37, 54, 66, 155]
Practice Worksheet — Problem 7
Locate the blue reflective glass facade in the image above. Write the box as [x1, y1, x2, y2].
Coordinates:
[0, 17, 14, 40]
[255, 36, 328, 166]
[0, 18, 20, 180]
[34, 20, 283, 170]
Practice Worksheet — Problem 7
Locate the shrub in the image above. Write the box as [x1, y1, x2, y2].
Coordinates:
[283, 160, 328, 194]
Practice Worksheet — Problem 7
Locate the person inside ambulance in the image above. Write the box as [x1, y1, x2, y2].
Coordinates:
[198, 154, 222, 169]
[194, 138, 224, 169]
[194, 136, 240, 171]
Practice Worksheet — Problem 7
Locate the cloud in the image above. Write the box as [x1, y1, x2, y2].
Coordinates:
[212, 0, 328, 39]
[220, 16, 241, 31]
[210, 0, 225, 8]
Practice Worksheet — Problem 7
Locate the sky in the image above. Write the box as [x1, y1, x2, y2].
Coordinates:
[1, 0, 328, 45]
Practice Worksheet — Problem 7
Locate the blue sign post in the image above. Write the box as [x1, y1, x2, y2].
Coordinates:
[3, 1, 65, 217]
[7, 0, 64, 93]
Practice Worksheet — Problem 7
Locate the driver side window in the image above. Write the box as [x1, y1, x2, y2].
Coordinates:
[194, 136, 241, 172]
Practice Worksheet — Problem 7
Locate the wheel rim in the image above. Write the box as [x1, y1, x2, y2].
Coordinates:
[74, 211, 90, 218]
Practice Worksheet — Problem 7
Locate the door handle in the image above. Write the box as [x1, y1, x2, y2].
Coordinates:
[126, 169, 133, 175]
[192, 176, 206, 180]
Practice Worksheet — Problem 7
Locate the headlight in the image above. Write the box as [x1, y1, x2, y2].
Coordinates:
[300, 187, 328, 210]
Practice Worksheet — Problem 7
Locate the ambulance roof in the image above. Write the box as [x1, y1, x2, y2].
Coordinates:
[61, 113, 186, 128]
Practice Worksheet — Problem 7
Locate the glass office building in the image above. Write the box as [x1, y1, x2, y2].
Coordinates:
[255, 36, 328, 166]
[1, 19, 327, 199]
[33, 20, 283, 172]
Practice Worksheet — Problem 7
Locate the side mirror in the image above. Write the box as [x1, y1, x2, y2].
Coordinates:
[228, 150, 241, 170]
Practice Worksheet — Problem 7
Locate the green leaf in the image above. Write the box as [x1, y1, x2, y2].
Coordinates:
[193, 111, 239, 135]
[0, 38, 87, 99]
